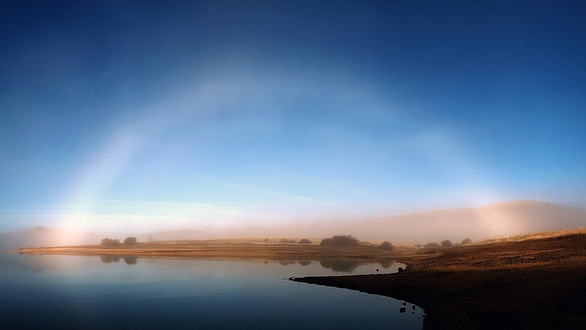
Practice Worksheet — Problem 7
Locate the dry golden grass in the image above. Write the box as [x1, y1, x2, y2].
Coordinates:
[476, 227, 586, 245]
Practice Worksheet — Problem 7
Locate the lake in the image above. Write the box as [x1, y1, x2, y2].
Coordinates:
[0, 253, 423, 329]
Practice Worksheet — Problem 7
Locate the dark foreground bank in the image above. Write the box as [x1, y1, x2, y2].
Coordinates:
[292, 234, 586, 329]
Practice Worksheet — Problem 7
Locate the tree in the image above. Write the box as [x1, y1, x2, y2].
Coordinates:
[320, 235, 360, 247]
[461, 238, 472, 245]
[441, 239, 453, 247]
[298, 239, 312, 245]
[100, 238, 120, 246]
[378, 241, 394, 251]
[124, 237, 138, 245]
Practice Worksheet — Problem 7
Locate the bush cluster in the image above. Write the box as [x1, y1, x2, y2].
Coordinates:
[124, 237, 138, 245]
[441, 239, 453, 247]
[100, 237, 138, 246]
[378, 241, 394, 251]
[320, 235, 360, 247]
[100, 238, 120, 246]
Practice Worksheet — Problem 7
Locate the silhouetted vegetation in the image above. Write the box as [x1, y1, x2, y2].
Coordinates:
[298, 260, 312, 266]
[320, 235, 360, 247]
[461, 238, 472, 245]
[123, 237, 137, 245]
[100, 238, 120, 246]
[378, 241, 394, 251]
[280, 239, 296, 244]
[419, 242, 441, 254]
[298, 239, 312, 245]
[441, 240, 453, 247]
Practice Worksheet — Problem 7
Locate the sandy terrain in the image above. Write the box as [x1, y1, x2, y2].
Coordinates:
[293, 231, 586, 329]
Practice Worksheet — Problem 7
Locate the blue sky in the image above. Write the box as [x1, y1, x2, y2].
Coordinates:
[1, 1, 585, 233]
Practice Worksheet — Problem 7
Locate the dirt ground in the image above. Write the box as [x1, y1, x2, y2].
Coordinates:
[293, 233, 586, 329]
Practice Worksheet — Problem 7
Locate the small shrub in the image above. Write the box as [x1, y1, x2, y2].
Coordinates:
[378, 241, 394, 251]
[424, 242, 440, 248]
[100, 238, 120, 246]
[441, 239, 453, 247]
[320, 235, 360, 247]
[123, 237, 137, 245]
[461, 238, 472, 245]
[298, 239, 312, 245]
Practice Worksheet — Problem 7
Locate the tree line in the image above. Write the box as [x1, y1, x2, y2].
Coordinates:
[100, 237, 138, 246]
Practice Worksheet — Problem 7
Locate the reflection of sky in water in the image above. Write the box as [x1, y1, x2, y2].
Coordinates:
[0, 253, 422, 329]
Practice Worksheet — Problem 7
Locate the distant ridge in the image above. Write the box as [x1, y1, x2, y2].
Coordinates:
[301, 201, 586, 243]
[213, 201, 586, 244]
[4, 201, 585, 248]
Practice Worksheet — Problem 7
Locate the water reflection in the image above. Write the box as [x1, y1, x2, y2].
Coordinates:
[99, 255, 138, 265]
[93, 255, 393, 273]
[279, 260, 297, 266]
[320, 259, 360, 273]
[100, 255, 120, 264]
[7, 252, 395, 276]
[0, 252, 423, 329]
[378, 259, 393, 269]
[268, 258, 397, 273]
[124, 257, 138, 265]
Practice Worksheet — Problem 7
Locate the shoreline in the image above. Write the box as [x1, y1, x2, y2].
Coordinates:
[293, 234, 586, 329]
[11, 243, 407, 261]
[12, 232, 586, 328]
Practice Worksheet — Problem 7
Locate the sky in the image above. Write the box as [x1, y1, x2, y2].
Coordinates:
[1, 0, 586, 233]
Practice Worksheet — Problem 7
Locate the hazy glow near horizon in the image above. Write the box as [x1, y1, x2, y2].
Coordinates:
[1, 1, 586, 233]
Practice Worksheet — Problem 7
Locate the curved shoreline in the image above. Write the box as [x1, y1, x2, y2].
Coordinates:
[292, 234, 586, 329]
[11, 233, 586, 328]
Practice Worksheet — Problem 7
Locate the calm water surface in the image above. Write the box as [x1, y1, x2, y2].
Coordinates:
[0, 253, 423, 329]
